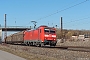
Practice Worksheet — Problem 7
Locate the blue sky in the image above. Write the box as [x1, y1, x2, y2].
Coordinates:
[0, 0, 90, 30]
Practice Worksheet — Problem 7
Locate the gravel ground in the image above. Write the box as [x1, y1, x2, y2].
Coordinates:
[57, 39, 90, 47]
[0, 43, 90, 60]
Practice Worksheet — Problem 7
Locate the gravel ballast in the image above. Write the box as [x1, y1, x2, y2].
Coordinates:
[0, 43, 90, 60]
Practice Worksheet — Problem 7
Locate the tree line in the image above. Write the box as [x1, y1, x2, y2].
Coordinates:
[56, 29, 90, 39]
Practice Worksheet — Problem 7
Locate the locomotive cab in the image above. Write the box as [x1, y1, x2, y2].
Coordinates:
[44, 28, 57, 46]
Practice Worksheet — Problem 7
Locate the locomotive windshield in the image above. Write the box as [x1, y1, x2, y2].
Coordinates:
[44, 28, 55, 33]
[50, 30, 55, 33]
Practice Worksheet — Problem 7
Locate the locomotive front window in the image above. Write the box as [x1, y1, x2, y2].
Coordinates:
[50, 30, 55, 33]
[44, 29, 49, 33]
[44, 28, 55, 33]
[44, 30, 49, 32]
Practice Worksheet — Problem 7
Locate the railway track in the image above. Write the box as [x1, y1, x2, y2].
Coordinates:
[42, 45, 90, 52]
[1, 43, 90, 52]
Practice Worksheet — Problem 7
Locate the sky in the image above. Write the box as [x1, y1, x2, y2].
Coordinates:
[0, 0, 90, 30]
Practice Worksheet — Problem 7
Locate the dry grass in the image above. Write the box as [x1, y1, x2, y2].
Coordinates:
[0, 42, 90, 60]
[0, 44, 57, 60]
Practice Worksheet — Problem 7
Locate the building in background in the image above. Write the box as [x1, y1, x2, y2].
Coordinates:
[71, 36, 78, 41]
[78, 35, 85, 40]
[71, 34, 90, 41]
[0, 29, 2, 43]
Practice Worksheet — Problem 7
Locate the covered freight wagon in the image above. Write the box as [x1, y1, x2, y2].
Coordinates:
[5, 31, 24, 44]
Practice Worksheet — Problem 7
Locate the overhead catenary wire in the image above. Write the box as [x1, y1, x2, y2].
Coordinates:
[63, 16, 90, 30]
[55, 16, 90, 28]
[64, 16, 90, 24]
[25, 0, 89, 27]
[36, 0, 89, 21]
[72, 18, 90, 26]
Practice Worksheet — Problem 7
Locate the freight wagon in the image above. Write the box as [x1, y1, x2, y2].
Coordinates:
[5, 25, 57, 46]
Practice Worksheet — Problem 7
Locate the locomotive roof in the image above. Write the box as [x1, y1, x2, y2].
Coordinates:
[26, 25, 55, 31]
[36, 25, 55, 29]
[39, 25, 48, 27]
[39, 25, 54, 28]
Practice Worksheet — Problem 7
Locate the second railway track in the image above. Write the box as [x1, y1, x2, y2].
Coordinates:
[42, 45, 90, 52]
[1, 43, 90, 52]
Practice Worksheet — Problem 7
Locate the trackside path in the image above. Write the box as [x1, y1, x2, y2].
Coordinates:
[0, 50, 26, 60]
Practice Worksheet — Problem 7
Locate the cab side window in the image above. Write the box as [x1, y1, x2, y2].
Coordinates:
[40, 29, 41, 33]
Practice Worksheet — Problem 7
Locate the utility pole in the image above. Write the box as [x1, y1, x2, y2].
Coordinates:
[60, 17, 63, 38]
[4, 14, 7, 43]
[0, 24, 2, 43]
[60, 17, 63, 43]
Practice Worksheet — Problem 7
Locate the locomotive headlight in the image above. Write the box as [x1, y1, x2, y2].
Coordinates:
[52, 35, 56, 37]
[54, 39, 56, 40]
[45, 35, 49, 37]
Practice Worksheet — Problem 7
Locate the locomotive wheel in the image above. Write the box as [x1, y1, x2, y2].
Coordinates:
[35, 43, 39, 47]
[26, 42, 29, 46]
[50, 43, 56, 46]
[39, 43, 44, 47]
[30, 42, 34, 46]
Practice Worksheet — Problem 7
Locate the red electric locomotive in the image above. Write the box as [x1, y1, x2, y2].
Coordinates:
[24, 25, 57, 46]
[5, 25, 57, 46]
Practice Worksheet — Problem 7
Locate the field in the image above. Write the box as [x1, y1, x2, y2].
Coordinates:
[0, 40, 90, 60]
